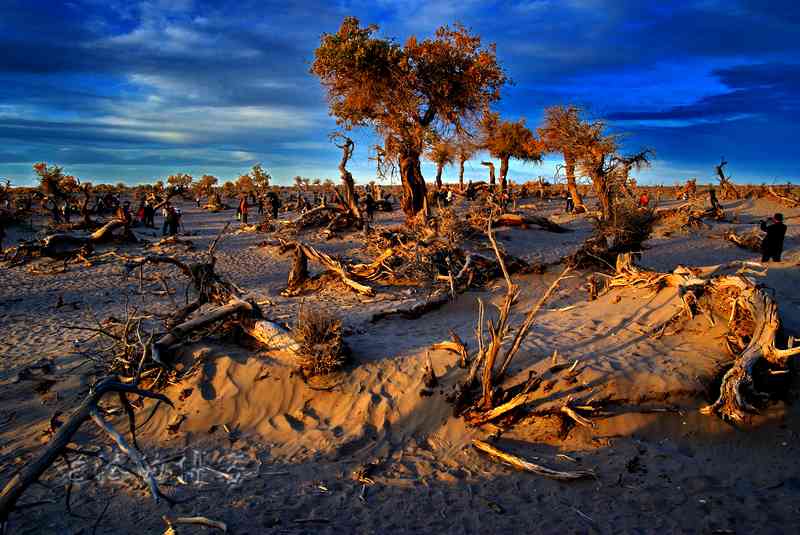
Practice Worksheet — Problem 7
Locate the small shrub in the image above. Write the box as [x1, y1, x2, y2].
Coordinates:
[292, 307, 347, 377]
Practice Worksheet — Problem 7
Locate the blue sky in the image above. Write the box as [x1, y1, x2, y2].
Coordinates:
[1, 0, 798, 187]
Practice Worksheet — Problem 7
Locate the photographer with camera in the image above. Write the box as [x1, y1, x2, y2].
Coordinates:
[760, 213, 787, 262]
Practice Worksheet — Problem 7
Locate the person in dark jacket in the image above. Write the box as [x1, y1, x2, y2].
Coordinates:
[364, 192, 375, 221]
[267, 191, 280, 219]
[760, 213, 787, 262]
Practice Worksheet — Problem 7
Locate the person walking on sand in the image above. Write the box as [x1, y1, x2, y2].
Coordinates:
[165, 204, 179, 236]
[239, 196, 249, 225]
[760, 213, 787, 262]
[364, 191, 375, 221]
[267, 191, 280, 219]
[144, 201, 155, 228]
[161, 201, 172, 235]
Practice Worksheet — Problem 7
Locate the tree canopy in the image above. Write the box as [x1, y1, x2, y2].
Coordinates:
[426, 138, 456, 189]
[311, 16, 506, 217]
[480, 112, 542, 191]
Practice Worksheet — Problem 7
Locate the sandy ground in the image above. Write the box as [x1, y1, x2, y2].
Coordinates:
[1, 193, 800, 534]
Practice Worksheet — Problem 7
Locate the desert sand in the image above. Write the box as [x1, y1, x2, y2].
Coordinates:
[1, 191, 799, 534]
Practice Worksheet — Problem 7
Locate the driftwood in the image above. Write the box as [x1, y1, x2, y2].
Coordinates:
[472, 440, 594, 480]
[431, 330, 469, 368]
[163, 516, 228, 534]
[611, 253, 800, 422]
[715, 159, 741, 200]
[0, 378, 173, 525]
[724, 229, 761, 252]
[283, 242, 375, 296]
[766, 186, 800, 208]
[492, 213, 570, 233]
[701, 276, 800, 421]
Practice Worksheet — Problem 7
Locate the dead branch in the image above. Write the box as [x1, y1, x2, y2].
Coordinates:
[0, 378, 172, 524]
[472, 439, 594, 480]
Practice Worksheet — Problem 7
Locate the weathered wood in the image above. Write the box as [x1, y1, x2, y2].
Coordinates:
[0, 378, 171, 523]
[493, 213, 570, 233]
[153, 299, 252, 360]
[472, 440, 594, 480]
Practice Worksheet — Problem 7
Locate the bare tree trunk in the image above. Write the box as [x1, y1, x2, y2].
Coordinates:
[593, 177, 611, 220]
[481, 161, 496, 186]
[498, 156, 509, 192]
[458, 158, 466, 191]
[435, 163, 444, 190]
[334, 135, 362, 223]
[564, 153, 583, 210]
[400, 151, 427, 220]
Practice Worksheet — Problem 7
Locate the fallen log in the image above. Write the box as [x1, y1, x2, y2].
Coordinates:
[493, 213, 570, 233]
[283, 242, 375, 296]
[370, 290, 450, 323]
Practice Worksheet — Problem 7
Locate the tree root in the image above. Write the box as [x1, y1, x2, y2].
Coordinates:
[611, 253, 800, 422]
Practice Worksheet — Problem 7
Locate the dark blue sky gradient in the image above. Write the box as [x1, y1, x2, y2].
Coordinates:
[1, 0, 798, 186]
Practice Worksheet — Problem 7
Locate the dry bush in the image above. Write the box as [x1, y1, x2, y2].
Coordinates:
[598, 199, 655, 254]
[568, 200, 655, 269]
[292, 307, 347, 377]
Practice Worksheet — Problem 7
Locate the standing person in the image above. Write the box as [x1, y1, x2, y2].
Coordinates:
[257, 196, 264, 215]
[760, 213, 787, 262]
[564, 191, 574, 213]
[166, 205, 179, 236]
[162, 202, 171, 236]
[364, 192, 375, 221]
[268, 191, 280, 219]
[174, 207, 183, 234]
[195, 195, 202, 208]
[136, 199, 146, 225]
[239, 196, 249, 224]
[144, 201, 155, 228]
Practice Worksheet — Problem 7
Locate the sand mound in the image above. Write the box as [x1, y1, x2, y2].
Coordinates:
[141, 342, 472, 461]
[140, 268, 732, 463]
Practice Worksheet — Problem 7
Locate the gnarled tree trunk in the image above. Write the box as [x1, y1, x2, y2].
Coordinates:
[498, 156, 509, 192]
[458, 158, 466, 191]
[435, 163, 444, 190]
[334, 136, 362, 223]
[399, 151, 427, 220]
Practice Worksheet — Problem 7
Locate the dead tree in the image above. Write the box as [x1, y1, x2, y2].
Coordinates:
[332, 134, 363, 224]
[610, 253, 800, 422]
[715, 158, 741, 200]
